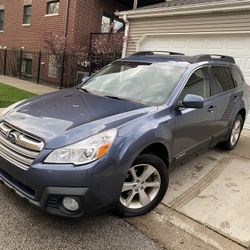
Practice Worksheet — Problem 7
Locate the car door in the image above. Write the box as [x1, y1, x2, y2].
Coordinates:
[209, 65, 242, 139]
[173, 66, 216, 161]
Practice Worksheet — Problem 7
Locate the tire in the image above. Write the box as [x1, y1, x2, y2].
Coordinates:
[220, 114, 243, 150]
[115, 154, 169, 217]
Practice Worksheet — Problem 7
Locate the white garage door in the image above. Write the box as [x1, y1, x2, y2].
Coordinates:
[138, 33, 250, 84]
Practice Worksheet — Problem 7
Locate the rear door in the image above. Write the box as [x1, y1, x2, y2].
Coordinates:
[209, 65, 242, 139]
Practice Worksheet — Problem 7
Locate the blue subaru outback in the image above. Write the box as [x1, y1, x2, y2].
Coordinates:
[0, 51, 249, 217]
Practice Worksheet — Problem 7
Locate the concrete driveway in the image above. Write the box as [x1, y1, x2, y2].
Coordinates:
[128, 128, 250, 250]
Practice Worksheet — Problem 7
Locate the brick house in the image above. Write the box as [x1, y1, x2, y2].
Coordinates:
[0, 0, 164, 51]
[0, 0, 163, 86]
[0, 0, 128, 51]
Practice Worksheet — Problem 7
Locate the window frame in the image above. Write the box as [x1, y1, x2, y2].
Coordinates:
[23, 5, 32, 25]
[0, 10, 5, 32]
[46, 0, 60, 16]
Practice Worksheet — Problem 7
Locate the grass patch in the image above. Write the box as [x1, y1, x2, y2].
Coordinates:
[0, 83, 36, 108]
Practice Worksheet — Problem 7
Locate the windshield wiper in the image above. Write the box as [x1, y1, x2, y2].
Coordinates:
[79, 88, 93, 94]
[104, 95, 123, 100]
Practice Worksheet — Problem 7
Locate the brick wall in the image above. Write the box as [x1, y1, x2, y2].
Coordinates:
[73, 0, 125, 49]
[0, 0, 126, 52]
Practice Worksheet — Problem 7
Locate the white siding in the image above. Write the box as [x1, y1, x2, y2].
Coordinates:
[127, 11, 250, 55]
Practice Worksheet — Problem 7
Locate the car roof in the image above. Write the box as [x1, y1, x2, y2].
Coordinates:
[118, 51, 236, 67]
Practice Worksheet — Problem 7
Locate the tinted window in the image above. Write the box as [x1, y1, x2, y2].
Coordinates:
[180, 67, 210, 100]
[211, 66, 235, 92]
[231, 67, 244, 86]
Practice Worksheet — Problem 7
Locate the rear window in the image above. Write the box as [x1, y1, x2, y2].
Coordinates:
[230, 67, 244, 86]
[211, 66, 235, 92]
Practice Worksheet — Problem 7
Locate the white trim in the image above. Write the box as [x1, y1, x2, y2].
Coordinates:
[116, 0, 250, 18]
[45, 13, 59, 17]
[136, 31, 250, 52]
[22, 23, 31, 27]
[122, 15, 129, 58]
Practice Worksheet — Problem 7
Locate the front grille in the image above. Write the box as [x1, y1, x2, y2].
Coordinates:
[0, 169, 35, 197]
[0, 122, 44, 171]
[47, 196, 59, 208]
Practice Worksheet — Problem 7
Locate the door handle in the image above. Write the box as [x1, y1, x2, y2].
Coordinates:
[207, 106, 215, 113]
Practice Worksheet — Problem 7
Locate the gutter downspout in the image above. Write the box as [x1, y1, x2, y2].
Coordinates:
[64, 0, 70, 40]
[122, 15, 129, 58]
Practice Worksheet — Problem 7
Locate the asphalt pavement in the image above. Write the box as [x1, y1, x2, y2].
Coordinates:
[0, 185, 161, 250]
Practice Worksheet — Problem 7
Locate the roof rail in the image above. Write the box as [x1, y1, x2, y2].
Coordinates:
[189, 54, 235, 64]
[129, 51, 185, 57]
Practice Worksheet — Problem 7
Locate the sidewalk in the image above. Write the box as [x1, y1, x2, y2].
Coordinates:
[245, 114, 250, 129]
[0, 75, 57, 95]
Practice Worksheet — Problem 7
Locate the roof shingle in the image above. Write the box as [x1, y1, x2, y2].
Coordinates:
[141, 0, 228, 9]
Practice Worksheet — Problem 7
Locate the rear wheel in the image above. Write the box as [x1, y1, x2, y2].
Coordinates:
[220, 114, 243, 150]
[115, 154, 169, 217]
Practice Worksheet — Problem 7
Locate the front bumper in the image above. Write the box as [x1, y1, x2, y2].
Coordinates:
[0, 154, 125, 217]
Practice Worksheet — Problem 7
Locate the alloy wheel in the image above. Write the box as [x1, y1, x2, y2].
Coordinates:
[230, 120, 241, 146]
[120, 164, 161, 209]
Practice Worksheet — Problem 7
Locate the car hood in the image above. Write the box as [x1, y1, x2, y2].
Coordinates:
[4, 88, 153, 148]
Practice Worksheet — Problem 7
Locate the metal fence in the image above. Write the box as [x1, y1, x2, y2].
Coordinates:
[0, 49, 121, 88]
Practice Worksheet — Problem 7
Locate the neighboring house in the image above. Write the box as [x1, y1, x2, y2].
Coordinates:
[0, 0, 164, 86]
[117, 0, 250, 84]
[0, 0, 128, 51]
[0, 0, 165, 51]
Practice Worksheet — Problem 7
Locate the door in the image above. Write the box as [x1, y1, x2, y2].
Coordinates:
[138, 34, 250, 85]
[173, 67, 216, 160]
[209, 65, 243, 139]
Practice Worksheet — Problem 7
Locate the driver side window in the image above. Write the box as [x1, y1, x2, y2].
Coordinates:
[180, 67, 211, 100]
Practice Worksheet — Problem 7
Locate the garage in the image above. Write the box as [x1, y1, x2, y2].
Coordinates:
[117, 0, 250, 83]
[138, 33, 250, 83]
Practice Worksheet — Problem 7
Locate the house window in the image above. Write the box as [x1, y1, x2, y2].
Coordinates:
[101, 14, 124, 33]
[46, 1, 60, 15]
[23, 5, 32, 25]
[101, 16, 111, 33]
[0, 10, 4, 31]
[21, 58, 32, 76]
[48, 55, 57, 78]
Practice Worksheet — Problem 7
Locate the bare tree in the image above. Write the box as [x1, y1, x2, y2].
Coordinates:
[43, 31, 87, 87]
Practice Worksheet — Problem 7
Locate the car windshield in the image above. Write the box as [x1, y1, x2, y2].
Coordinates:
[80, 61, 186, 105]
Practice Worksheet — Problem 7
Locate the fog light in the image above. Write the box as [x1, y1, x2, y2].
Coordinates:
[62, 197, 80, 212]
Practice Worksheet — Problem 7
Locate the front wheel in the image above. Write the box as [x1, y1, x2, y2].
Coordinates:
[220, 114, 243, 150]
[115, 154, 169, 217]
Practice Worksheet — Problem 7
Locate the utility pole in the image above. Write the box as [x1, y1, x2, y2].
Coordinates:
[133, 0, 138, 9]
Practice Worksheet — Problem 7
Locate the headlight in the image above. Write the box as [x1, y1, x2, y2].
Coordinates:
[45, 129, 117, 165]
[0, 100, 27, 120]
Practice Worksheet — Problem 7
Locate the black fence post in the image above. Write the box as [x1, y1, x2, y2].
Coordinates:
[3, 48, 7, 75]
[88, 51, 93, 76]
[18, 49, 23, 78]
[37, 51, 42, 84]
[60, 52, 66, 89]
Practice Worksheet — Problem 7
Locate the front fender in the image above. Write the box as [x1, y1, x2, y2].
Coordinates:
[116, 113, 174, 176]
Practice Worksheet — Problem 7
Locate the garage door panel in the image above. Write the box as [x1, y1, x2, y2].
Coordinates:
[138, 34, 250, 84]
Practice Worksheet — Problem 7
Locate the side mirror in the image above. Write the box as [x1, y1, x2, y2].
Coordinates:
[181, 94, 204, 109]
